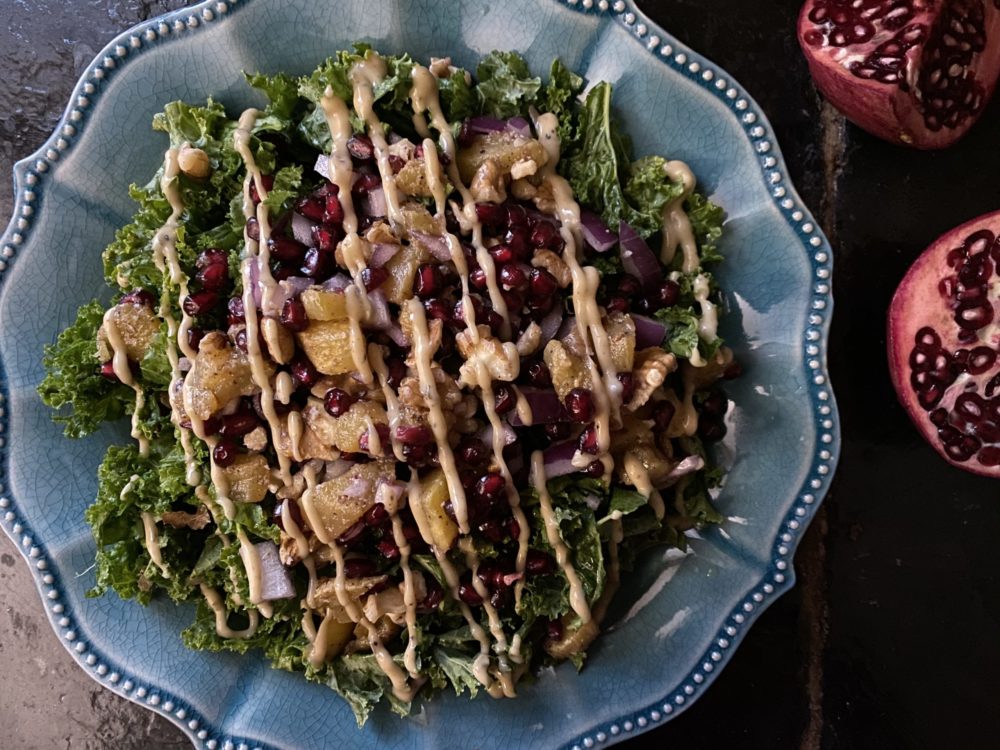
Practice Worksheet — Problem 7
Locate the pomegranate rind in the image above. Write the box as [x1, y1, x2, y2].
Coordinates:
[888, 209, 1000, 476]
[797, 0, 1000, 150]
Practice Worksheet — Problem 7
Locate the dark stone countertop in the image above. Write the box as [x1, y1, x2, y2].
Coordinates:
[2, 1, 999, 748]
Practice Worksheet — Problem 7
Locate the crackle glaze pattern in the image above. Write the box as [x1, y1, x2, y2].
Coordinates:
[0, 1, 840, 748]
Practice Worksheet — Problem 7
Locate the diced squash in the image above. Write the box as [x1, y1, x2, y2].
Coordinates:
[306, 461, 393, 540]
[295, 320, 355, 375]
[305, 399, 388, 453]
[182, 332, 262, 420]
[383, 243, 424, 304]
[301, 287, 349, 322]
[411, 468, 459, 551]
[606, 312, 636, 372]
[318, 618, 355, 660]
[395, 159, 435, 198]
[97, 303, 160, 362]
[457, 131, 549, 184]
[353, 614, 402, 644]
[221, 454, 270, 503]
[307, 575, 388, 611]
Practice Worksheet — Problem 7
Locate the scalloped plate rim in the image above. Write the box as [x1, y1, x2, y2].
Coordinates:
[0, 1, 841, 748]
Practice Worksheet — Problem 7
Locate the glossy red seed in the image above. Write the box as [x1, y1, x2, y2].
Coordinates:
[488, 244, 514, 264]
[414, 264, 443, 298]
[280, 297, 309, 332]
[324, 194, 345, 224]
[182, 290, 218, 316]
[347, 134, 374, 160]
[201, 416, 222, 436]
[529, 268, 559, 300]
[655, 280, 681, 308]
[578, 424, 599, 454]
[508, 518, 521, 540]
[424, 297, 452, 321]
[396, 424, 434, 446]
[376, 538, 401, 560]
[300, 246, 335, 279]
[606, 297, 629, 314]
[617, 372, 635, 404]
[565, 388, 595, 423]
[186, 327, 205, 352]
[196, 262, 228, 291]
[546, 619, 564, 641]
[506, 204, 529, 228]
[469, 267, 488, 291]
[361, 266, 388, 292]
[386, 357, 406, 388]
[544, 422, 571, 441]
[290, 355, 318, 388]
[342, 558, 377, 578]
[311, 224, 340, 253]
[478, 520, 506, 543]
[499, 263, 528, 290]
[476, 472, 506, 502]
[494, 383, 516, 414]
[526, 360, 552, 387]
[268, 235, 306, 263]
[219, 411, 258, 437]
[249, 174, 274, 204]
[295, 195, 325, 222]
[526, 549, 556, 575]
[336, 520, 367, 547]
[212, 439, 238, 467]
[121, 288, 156, 307]
[195, 248, 226, 269]
[245, 217, 260, 241]
[530, 221, 557, 248]
[363, 503, 390, 527]
[324, 387, 355, 417]
[458, 437, 489, 465]
[618, 275, 641, 296]
[271, 498, 303, 531]
[353, 172, 382, 195]
[475, 202, 506, 230]
[99, 360, 118, 382]
[458, 581, 483, 606]
[585, 460, 605, 478]
[227, 297, 245, 326]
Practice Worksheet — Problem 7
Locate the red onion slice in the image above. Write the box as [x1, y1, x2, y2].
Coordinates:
[291, 211, 317, 246]
[466, 115, 507, 134]
[580, 211, 618, 253]
[364, 186, 387, 218]
[508, 388, 566, 426]
[245, 542, 295, 601]
[505, 117, 532, 138]
[323, 273, 352, 292]
[314, 154, 330, 180]
[632, 314, 668, 349]
[386, 323, 410, 348]
[370, 242, 401, 268]
[365, 289, 392, 331]
[411, 231, 453, 262]
[542, 439, 580, 478]
[619, 222, 662, 292]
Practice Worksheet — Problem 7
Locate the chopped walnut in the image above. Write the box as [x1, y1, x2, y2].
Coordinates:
[543, 340, 592, 399]
[532, 249, 571, 288]
[469, 158, 507, 204]
[243, 425, 268, 452]
[510, 178, 537, 201]
[161, 506, 211, 530]
[516, 321, 543, 357]
[387, 138, 417, 162]
[457, 325, 519, 385]
[627, 348, 678, 410]
[510, 158, 540, 181]
[450, 200, 474, 234]
[428, 56, 453, 78]
[532, 178, 557, 215]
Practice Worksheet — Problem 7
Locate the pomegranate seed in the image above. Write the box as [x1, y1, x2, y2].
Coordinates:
[290, 355, 318, 388]
[420, 584, 444, 612]
[121, 288, 156, 307]
[363, 503, 390, 527]
[606, 297, 629, 314]
[478, 519, 506, 543]
[324, 387, 356, 417]
[201, 416, 221, 436]
[526, 549, 556, 575]
[361, 266, 388, 292]
[219, 411, 259, 437]
[186, 327, 205, 352]
[700, 390, 728, 417]
[245, 217, 260, 241]
[396, 424, 435, 446]
[476, 472, 506, 503]
[249, 174, 274, 204]
[526, 360, 552, 387]
[529, 268, 559, 299]
[99, 360, 118, 382]
[268, 235, 306, 263]
[699, 419, 727, 442]
[494, 383, 516, 414]
[353, 172, 382, 195]
[424, 298, 452, 321]
[458, 581, 483, 606]
[376, 538, 401, 560]
[617, 372, 635, 404]
[489, 244, 514, 264]
[458, 437, 489, 465]
[336, 520, 367, 547]
[653, 401, 676, 431]
[347, 134, 374, 160]
[301, 246, 335, 279]
[414, 264, 443, 298]
[342, 558, 377, 578]
[386, 357, 406, 388]
[182, 290, 218, 316]
[271, 498, 303, 531]
[195, 247, 226, 268]
[653, 280, 681, 308]
[359, 423, 390, 454]
[499, 263, 528, 290]
[212, 439, 238, 467]
[226, 297, 245, 326]
[280, 297, 308, 332]
[490, 588, 512, 610]
[271, 262, 298, 282]
[324, 194, 345, 224]
[311, 224, 341, 253]
[295, 195, 325, 221]
[505, 229, 530, 261]
[506, 204, 529, 229]
[578, 424, 599, 454]
[196, 262, 228, 291]
[530, 221, 557, 248]
[618, 275, 641, 296]
[508, 517, 521, 540]
[546, 619, 564, 641]
[585, 460, 605, 478]
[388, 154, 406, 173]
[475, 202, 506, 230]
[469, 267, 488, 291]
[565, 388, 595, 422]
[544, 422, 571, 441]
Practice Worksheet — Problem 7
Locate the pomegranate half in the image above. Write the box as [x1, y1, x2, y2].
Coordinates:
[888, 210, 1000, 475]
[798, 0, 1000, 149]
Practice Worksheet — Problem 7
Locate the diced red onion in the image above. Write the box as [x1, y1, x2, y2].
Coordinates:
[411, 231, 452, 262]
[364, 289, 392, 331]
[542, 440, 579, 478]
[364, 186, 387, 218]
[538, 305, 564, 347]
[478, 421, 517, 447]
[343, 476, 371, 498]
[386, 323, 410, 347]
[314, 154, 330, 180]
[505, 117, 532, 138]
[508, 388, 566, 426]
[291, 211, 317, 246]
[324, 458, 353, 479]
[376, 478, 406, 505]
[245, 542, 295, 601]
[249, 256, 262, 308]
[619, 222, 662, 292]
[466, 115, 507, 134]
[580, 211, 617, 252]
[370, 242, 401, 268]
[665, 456, 705, 484]
[262, 276, 312, 317]
[632, 314, 668, 349]
[323, 273, 352, 292]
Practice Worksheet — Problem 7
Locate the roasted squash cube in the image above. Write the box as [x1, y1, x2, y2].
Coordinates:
[295, 320, 355, 375]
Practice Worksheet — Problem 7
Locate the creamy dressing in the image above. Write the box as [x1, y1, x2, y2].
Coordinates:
[693, 273, 718, 342]
[660, 160, 699, 272]
[237, 528, 273, 618]
[101, 307, 149, 456]
[200, 583, 259, 639]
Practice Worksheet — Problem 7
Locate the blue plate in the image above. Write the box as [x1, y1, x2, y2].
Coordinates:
[0, 0, 840, 747]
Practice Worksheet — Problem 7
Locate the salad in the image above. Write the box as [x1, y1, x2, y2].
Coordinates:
[39, 46, 736, 724]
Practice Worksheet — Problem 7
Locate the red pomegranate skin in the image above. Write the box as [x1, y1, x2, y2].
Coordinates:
[888, 210, 1000, 476]
[798, 0, 1000, 149]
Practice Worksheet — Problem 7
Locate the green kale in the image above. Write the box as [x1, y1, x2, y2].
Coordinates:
[475, 50, 542, 118]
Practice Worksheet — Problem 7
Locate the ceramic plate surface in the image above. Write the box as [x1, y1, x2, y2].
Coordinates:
[0, 0, 840, 747]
